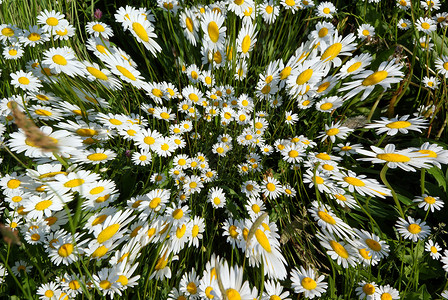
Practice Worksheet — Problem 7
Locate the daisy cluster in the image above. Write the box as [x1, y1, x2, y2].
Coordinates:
[0, 0, 448, 299]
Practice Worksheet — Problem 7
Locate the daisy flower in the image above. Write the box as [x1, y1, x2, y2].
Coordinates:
[375, 285, 400, 300]
[398, 18, 412, 30]
[425, 240, 442, 260]
[357, 24, 375, 40]
[208, 187, 226, 208]
[395, 216, 430, 242]
[3, 43, 24, 60]
[82, 61, 122, 90]
[423, 76, 439, 89]
[86, 21, 114, 38]
[308, 201, 354, 238]
[318, 122, 353, 143]
[338, 53, 373, 79]
[397, 0, 410, 10]
[341, 60, 404, 100]
[103, 54, 146, 88]
[285, 111, 299, 125]
[317, 230, 359, 268]
[355, 281, 378, 300]
[180, 9, 199, 46]
[261, 176, 283, 199]
[236, 22, 257, 59]
[365, 115, 428, 136]
[316, 2, 337, 18]
[281, 0, 301, 13]
[19, 25, 50, 47]
[357, 144, 429, 172]
[333, 142, 363, 156]
[415, 17, 437, 34]
[42, 46, 84, 77]
[354, 229, 390, 260]
[259, 0, 279, 24]
[201, 10, 226, 51]
[262, 279, 291, 300]
[11, 260, 32, 277]
[411, 142, 448, 168]
[92, 268, 121, 298]
[413, 194, 444, 212]
[319, 32, 357, 68]
[123, 11, 161, 55]
[37, 281, 61, 300]
[37, 9, 65, 33]
[291, 266, 328, 299]
[74, 148, 117, 165]
[442, 250, 448, 272]
[10, 70, 42, 92]
[419, 36, 434, 51]
[435, 55, 448, 77]
[132, 150, 152, 166]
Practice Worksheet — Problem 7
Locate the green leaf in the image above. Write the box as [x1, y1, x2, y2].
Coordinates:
[427, 166, 447, 192]
[404, 284, 432, 300]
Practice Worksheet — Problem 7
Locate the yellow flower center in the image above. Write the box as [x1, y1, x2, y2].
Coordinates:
[116, 65, 136, 81]
[318, 27, 328, 38]
[362, 29, 370, 36]
[92, 24, 105, 32]
[326, 128, 339, 135]
[58, 243, 73, 257]
[86, 66, 108, 80]
[386, 121, 411, 128]
[265, 5, 273, 14]
[45, 290, 54, 298]
[76, 128, 97, 137]
[229, 225, 239, 238]
[52, 54, 67, 65]
[430, 246, 438, 253]
[226, 288, 241, 300]
[407, 223, 421, 234]
[7, 179, 21, 189]
[343, 176, 365, 186]
[296, 69, 313, 85]
[64, 179, 85, 188]
[46, 17, 59, 26]
[321, 43, 342, 62]
[347, 62, 362, 73]
[255, 229, 271, 252]
[68, 280, 80, 290]
[421, 22, 430, 30]
[316, 153, 330, 160]
[87, 153, 108, 161]
[132, 22, 149, 42]
[1, 27, 14, 36]
[424, 196, 436, 204]
[330, 240, 349, 258]
[266, 182, 276, 192]
[363, 284, 375, 295]
[176, 224, 187, 238]
[301, 277, 317, 290]
[208, 21, 219, 43]
[323, 7, 330, 14]
[97, 224, 120, 243]
[359, 248, 372, 259]
[318, 210, 336, 224]
[35, 199, 52, 211]
[362, 71, 388, 86]
[173, 208, 183, 219]
[365, 239, 382, 251]
[376, 153, 410, 162]
[100, 280, 111, 290]
[381, 293, 393, 300]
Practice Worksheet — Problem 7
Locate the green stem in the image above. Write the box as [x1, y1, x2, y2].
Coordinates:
[379, 165, 405, 218]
